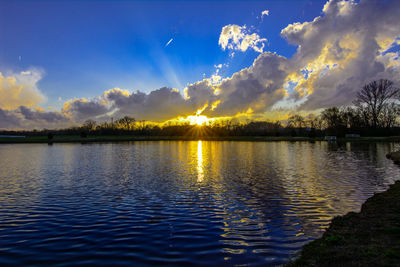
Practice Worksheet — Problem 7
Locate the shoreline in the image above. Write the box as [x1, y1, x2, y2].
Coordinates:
[1, 135, 400, 144]
[288, 155, 400, 266]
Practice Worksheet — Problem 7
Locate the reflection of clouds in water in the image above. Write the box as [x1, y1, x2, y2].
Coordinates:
[1, 142, 400, 265]
[197, 141, 204, 182]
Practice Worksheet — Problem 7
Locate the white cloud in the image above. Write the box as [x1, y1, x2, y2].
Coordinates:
[280, 0, 400, 110]
[0, 69, 45, 110]
[218, 24, 268, 53]
[261, 10, 269, 17]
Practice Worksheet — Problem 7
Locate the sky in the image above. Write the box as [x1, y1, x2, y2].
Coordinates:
[1, 0, 400, 129]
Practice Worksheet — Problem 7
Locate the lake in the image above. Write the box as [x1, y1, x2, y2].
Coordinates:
[0, 141, 399, 266]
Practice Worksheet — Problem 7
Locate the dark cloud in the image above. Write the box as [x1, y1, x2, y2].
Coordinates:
[0, 108, 21, 129]
[62, 98, 111, 122]
[213, 52, 288, 116]
[104, 87, 194, 122]
[0, 106, 71, 130]
[19, 106, 69, 123]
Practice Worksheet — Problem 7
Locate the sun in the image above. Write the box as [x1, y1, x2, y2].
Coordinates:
[187, 115, 209, 126]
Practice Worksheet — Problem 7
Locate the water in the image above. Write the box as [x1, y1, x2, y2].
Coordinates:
[0, 141, 399, 266]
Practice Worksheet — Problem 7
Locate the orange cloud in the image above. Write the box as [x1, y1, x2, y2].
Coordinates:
[0, 70, 45, 110]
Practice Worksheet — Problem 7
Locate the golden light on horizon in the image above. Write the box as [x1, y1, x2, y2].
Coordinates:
[186, 104, 211, 126]
[157, 104, 260, 127]
[187, 115, 209, 126]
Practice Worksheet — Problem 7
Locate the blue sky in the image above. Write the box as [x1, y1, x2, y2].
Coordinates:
[2, 0, 400, 129]
[0, 0, 325, 106]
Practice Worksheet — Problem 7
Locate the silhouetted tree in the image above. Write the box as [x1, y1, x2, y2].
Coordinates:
[82, 120, 96, 131]
[353, 79, 400, 128]
[137, 120, 147, 132]
[321, 107, 345, 129]
[311, 115, 325, 131]
[288, 115, 305, 128]
[117, 116, 135, 130]
[341, 107, 362, 129]
[380, 102, 400, 128]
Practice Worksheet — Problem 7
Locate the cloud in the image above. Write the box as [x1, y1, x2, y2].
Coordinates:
[103, 87, 194, 122]
[98, 52, 288, 121]
[32, 0, 400, 126]
[165, 38, 173, 47]
[218, 24, 268, 53]
[0, 108, 22, 129]
[280, 0, 400, 110]
[57, 87, 195, 123]
[213, 53, 288, 116]
[0, 69, 45, 110]
[0, 69, 73, 129]
[0, 106, 71, 130]
[62, 97, 111, 122]
[3, 0, 400, 130]
[261, 10, 269, 17]
[19, 106, 69, 123]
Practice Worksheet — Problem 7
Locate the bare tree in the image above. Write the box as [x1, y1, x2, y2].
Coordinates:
[341, 107, 363, 129]
[288, 115, 304, 128]
[380, 102, 400, 128]
[353, 79, 400, 128]
[117, 116, 136, 130]
[321, 107, 345, 129]
[82, 119, 96, 131]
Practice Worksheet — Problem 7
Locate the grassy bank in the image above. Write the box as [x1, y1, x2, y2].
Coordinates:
[1, 135, 400, 144]
[387, 151, 400, 164]
[289, 179, 400, 266]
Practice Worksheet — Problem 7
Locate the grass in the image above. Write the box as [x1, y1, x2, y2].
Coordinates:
[288, 179, 400, 266]
[1, 135, 400, 144]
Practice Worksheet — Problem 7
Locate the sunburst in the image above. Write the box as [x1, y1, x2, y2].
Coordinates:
[187, 115, 209, 126]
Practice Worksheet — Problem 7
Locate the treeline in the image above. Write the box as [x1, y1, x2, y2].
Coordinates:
[1, 79, 399, 138]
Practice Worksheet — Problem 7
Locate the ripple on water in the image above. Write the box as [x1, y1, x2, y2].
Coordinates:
[0, 141, 399, 266]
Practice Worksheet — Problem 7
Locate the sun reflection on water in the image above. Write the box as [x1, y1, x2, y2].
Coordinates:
[0, 142, 400, 265]
[197, 141, 204, 182]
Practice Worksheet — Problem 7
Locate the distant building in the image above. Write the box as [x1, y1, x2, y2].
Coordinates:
[324, 136, 337, 141]
[345, 134, 360, 138]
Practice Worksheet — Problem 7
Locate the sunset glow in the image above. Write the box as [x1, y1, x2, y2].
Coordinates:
[1, 1, 400, 266]
[0, 0, 399, 131]
[188, 115, 209, 126]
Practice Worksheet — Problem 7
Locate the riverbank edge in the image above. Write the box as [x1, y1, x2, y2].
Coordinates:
[1, 136, 400, 144]
[288, 157, 400, 266]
